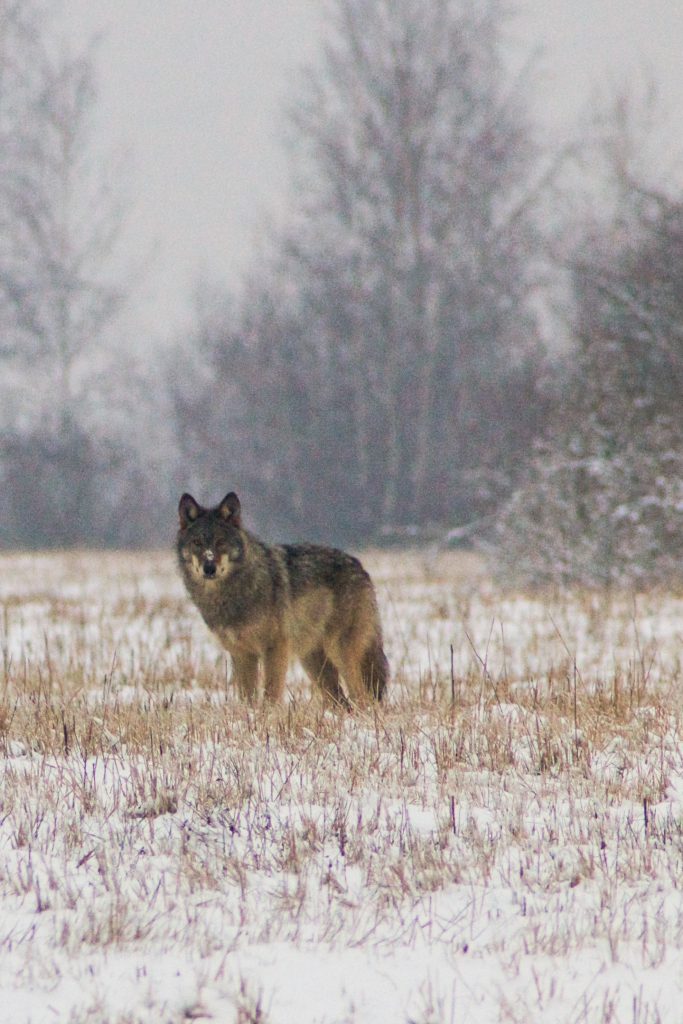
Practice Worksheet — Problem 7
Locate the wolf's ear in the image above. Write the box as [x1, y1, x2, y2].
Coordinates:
[178, 493, 203, 530]
[218, 491, 241, 527]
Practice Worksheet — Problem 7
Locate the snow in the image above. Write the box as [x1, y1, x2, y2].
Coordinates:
[1, 549, 683, 1022]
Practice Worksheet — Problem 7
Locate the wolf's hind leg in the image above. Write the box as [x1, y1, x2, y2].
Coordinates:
[302, 649, 351, 710]
[231, 652, 259, 703]
[361, 639, 389, 701]
[339, 635, 388, 705]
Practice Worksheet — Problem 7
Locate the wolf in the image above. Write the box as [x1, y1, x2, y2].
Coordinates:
[176, 491, 388, 706]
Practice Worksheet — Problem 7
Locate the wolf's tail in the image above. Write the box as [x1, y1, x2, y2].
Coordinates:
[361, 639, 389, 701]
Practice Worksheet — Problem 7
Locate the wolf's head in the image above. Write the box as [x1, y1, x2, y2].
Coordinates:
[176, 491, 245, 583]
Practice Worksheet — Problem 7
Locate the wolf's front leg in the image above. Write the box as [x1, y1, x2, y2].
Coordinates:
[231, 652, 259, 703]
[263, 642, 288, 702]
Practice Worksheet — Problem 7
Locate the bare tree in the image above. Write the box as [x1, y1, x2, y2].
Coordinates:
[2, 40, 127, 418]
[0, 2, 138, 547]
[176, 0, 551, 543]
[286, 0, 550, 528]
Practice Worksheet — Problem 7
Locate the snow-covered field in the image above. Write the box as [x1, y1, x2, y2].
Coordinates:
[2, 549, 683, 1023]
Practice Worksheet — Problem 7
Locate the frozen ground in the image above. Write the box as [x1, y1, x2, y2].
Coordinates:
[1, 549, 683, 1023]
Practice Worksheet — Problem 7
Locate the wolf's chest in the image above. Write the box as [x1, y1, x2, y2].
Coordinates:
[214, 616, 280, 655]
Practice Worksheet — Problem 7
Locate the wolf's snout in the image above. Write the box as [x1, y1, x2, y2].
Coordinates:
[203, 560, 217, 578]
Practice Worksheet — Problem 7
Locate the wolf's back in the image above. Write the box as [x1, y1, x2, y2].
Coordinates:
[279, 542, 374, 597]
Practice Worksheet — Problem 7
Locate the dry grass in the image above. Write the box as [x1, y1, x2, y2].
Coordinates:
[1, 550, 683, 1022]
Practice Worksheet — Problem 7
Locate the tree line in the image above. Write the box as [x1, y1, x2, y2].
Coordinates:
[1, 0, 681, 586]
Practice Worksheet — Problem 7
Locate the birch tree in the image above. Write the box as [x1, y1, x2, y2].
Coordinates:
[285, 0, 547, 529]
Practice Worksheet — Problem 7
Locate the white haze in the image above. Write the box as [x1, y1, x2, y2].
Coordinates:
[60, 0, 683, 343]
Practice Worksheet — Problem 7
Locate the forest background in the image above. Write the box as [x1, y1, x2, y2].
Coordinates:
[1, 0, 682, 587]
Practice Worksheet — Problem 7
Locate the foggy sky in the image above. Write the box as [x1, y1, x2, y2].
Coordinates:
[61, 0, 683, 343]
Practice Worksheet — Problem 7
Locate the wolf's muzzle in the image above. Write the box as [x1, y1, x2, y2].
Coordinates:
[203, 559, 217, 578]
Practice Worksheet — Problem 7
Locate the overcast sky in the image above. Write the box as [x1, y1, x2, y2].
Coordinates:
[60, 0, 683, 343]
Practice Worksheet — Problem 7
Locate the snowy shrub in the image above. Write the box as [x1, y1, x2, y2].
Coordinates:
[492, 184, 683, 588]
[493, 418, 683, 587]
